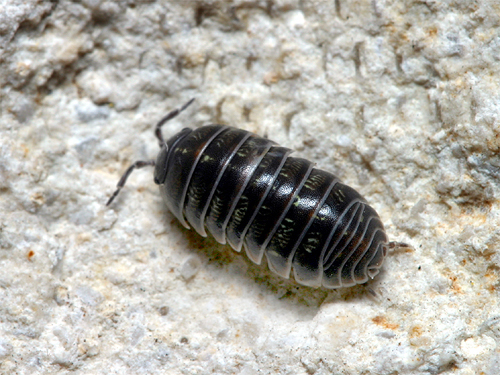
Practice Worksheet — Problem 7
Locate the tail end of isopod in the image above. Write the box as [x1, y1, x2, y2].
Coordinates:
[366, 242, 387, 279]
[367, 267, 380, 279]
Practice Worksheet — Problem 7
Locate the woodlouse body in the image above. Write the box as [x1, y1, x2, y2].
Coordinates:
[108, 101, 388, 289]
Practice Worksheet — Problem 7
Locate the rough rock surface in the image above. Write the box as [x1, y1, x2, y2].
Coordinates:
[1, 0, 499, 374]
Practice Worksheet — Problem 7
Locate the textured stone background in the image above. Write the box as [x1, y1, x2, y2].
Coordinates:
[1, 0, 500, 374]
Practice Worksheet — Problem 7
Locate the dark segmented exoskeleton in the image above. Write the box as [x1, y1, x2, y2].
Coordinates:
[108, 100, 388, 288]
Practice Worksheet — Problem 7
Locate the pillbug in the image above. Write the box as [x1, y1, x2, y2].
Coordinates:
[107, 100, 388, 288]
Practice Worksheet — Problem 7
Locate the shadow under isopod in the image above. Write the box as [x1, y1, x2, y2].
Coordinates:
[169, 216, 385, 313]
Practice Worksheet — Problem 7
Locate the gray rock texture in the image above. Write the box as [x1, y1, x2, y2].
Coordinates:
[1, 0, 500, 374]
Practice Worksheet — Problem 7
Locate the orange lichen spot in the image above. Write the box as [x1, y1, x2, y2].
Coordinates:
[21, 144, 30, 157]
[27, 250, 35, 260]
[372, 315, 399, 330]
[409, 326, 423, 338]
[485, 269, 499, 292]
[449, 275, 462, 293]
[428, 27, 438, 37]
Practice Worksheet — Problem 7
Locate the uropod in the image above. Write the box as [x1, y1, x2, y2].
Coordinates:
[107, 100, 388, 288]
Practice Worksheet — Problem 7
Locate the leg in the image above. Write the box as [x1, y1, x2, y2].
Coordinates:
[154, 98, 195, 146]
[106, 160, 156, 206]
